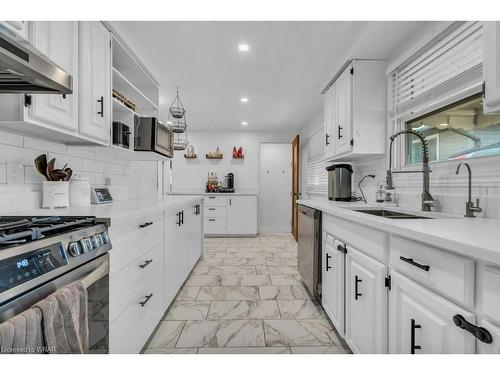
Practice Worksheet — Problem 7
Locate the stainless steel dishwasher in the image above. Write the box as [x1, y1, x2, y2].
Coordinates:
[297, 204, 322, 301]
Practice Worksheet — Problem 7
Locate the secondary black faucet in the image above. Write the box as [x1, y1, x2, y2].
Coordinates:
[455, 162, 482, 218]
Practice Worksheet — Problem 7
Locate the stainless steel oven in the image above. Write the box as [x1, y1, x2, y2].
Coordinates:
[134, 117, 173, 158]
[0, 216, 111, 354]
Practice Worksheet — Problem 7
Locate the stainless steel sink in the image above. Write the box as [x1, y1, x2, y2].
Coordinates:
[353, 209, 433, 219]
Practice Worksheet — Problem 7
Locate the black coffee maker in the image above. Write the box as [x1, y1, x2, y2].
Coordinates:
[224, 173, 235, 192]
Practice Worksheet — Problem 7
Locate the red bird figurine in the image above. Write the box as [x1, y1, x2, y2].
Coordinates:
[233, 146, 238, 158]
[237, 147, 243, 157]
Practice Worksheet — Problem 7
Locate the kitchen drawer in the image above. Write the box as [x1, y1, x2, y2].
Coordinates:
[205, 195, 227, 207]
[482, 266, 500, 324]
[204, 206, 226, 218]
[204, 217, 227, 234]
[390, 236, 475, 307]
[109, 243, 163, 323]
[109, 275, 165, 354]
[322, 213, 386, 262]
[109, 212, 163, 275]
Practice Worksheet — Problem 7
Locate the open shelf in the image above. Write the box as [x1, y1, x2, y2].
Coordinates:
[206, 154, 223, 160]
[113, 67, 159, 115]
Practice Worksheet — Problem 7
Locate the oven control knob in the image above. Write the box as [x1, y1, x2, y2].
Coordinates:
[68, 242, 82, 257]
[80, 238, 92, 253]
[100, 231, 109, 244]
[92, 235, 101, 248]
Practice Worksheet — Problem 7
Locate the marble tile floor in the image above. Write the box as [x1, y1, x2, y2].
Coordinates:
[145, 233, 349, 354]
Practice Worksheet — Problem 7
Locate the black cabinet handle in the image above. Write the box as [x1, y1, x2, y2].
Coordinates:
[411, 319, 422, 354]
[139, 259, 153, 269]
[326, 253, 332, 271]
[208, 196, 216, 199]
[229, 198, 232, 206]
[139, 293, 153, 307]
[325, 133, 330, 146]
[208, 208, 216, 211]
[337, 244, 347, 253]
[180, 210, 184, 225]
[400, 256, 430, 271]
[453, 314, 493, 344]
[176, 212, 181, 226]
[354, 276, 362, 300]
[139, 222, 153, 229]
[208, 219, 216, 222]
[195, 204, 200, 215]
[97, 96, 104, 117]
[338, 125, 343, 139]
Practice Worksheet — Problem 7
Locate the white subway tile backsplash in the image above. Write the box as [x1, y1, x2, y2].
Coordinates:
[0, 130, 23, 146]
[24, 166, 42, 184]
[105, 162, 124, 175]
[23, 136, 67, 154]
[0, 144, 41, 165]
[47, 152, 83, 171]
[82, 159, 105, 173]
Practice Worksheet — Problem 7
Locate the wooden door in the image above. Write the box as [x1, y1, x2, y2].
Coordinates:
[345, 246, 387, 353]
[389, 270, 476, 354]
[291, 135, 300, 241]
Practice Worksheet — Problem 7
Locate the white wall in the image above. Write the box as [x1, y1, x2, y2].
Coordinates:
[259, 143, 292, 232]
[0, 129, 159, 211]
[170, 130, 293, 192]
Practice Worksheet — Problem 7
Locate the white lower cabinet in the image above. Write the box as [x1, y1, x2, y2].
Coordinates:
[345, 245, 387, 354]
[476, 319, 500, 354]
[321, 233, 345, 338]
[164, 200, 203, 309]
[204, 195, 257, 236]
[389, 270, 476, 354]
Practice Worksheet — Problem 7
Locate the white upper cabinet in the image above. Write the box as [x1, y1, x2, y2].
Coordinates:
[323, 84, 335, 158]
[27, 22, 79, 132]
[78, 21, 111, 144]
[322, 59, 386, 161]
[321, 234, 345, 337]
[345, 245, 387, 354]
[389, 271, 476, 354]
[483, 22, 500, 113]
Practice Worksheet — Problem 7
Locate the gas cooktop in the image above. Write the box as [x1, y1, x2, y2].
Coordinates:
[0, 216, 97, 250]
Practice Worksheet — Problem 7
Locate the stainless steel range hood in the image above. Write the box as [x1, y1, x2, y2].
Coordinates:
[0, 26, 72, 94]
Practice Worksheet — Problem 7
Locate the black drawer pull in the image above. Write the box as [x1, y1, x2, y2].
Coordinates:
[209, 208, 216, 211]
[411, 319, 422, 354]
[326, 253, 332, 271]
[453, 314, 492, 344]
[139, 222, 153, 229]
[208, 219, 216, 222]
[400, 256, 430, 271]
[97, 96, 104, 117]
[325, 133, 330, 146]
[338, 125, 343, 139]
[208, 196, 216, 199]
[139, 259, 153, 269]
[354, 276, 362, 300]
[139, 293, 153, 307]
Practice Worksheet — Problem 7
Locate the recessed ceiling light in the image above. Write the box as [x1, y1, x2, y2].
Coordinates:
[238, 43, 250, 52]
[240, 97, 248, 103]
[241, 121, 248, 126]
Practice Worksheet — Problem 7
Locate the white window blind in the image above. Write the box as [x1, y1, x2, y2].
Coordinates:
[390, 21, 483, 120]
[306, 126, 328, 193]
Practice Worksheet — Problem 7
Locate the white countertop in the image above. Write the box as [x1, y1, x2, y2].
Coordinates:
[169, 189, 258, 196]
[297, 198, 500, 265]
[3, 196, 203, 226]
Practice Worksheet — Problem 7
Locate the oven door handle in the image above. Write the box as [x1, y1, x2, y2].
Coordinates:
[81, 259, 109, 289]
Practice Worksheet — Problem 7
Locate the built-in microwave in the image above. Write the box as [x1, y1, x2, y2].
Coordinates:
[134, 117, 173, 158]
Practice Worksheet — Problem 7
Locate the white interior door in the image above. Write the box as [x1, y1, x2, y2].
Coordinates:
[259, 143, 292, 233]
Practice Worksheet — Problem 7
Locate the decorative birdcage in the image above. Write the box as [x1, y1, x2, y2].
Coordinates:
[169, 87, 186, 119]
[173, 129, 189, 151]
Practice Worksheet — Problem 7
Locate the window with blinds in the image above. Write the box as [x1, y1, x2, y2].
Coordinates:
[390, 21, 484, 120]
[306, 126, 328, 193]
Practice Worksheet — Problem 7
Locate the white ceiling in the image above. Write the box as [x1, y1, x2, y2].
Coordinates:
[111, 21, 430, 132]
